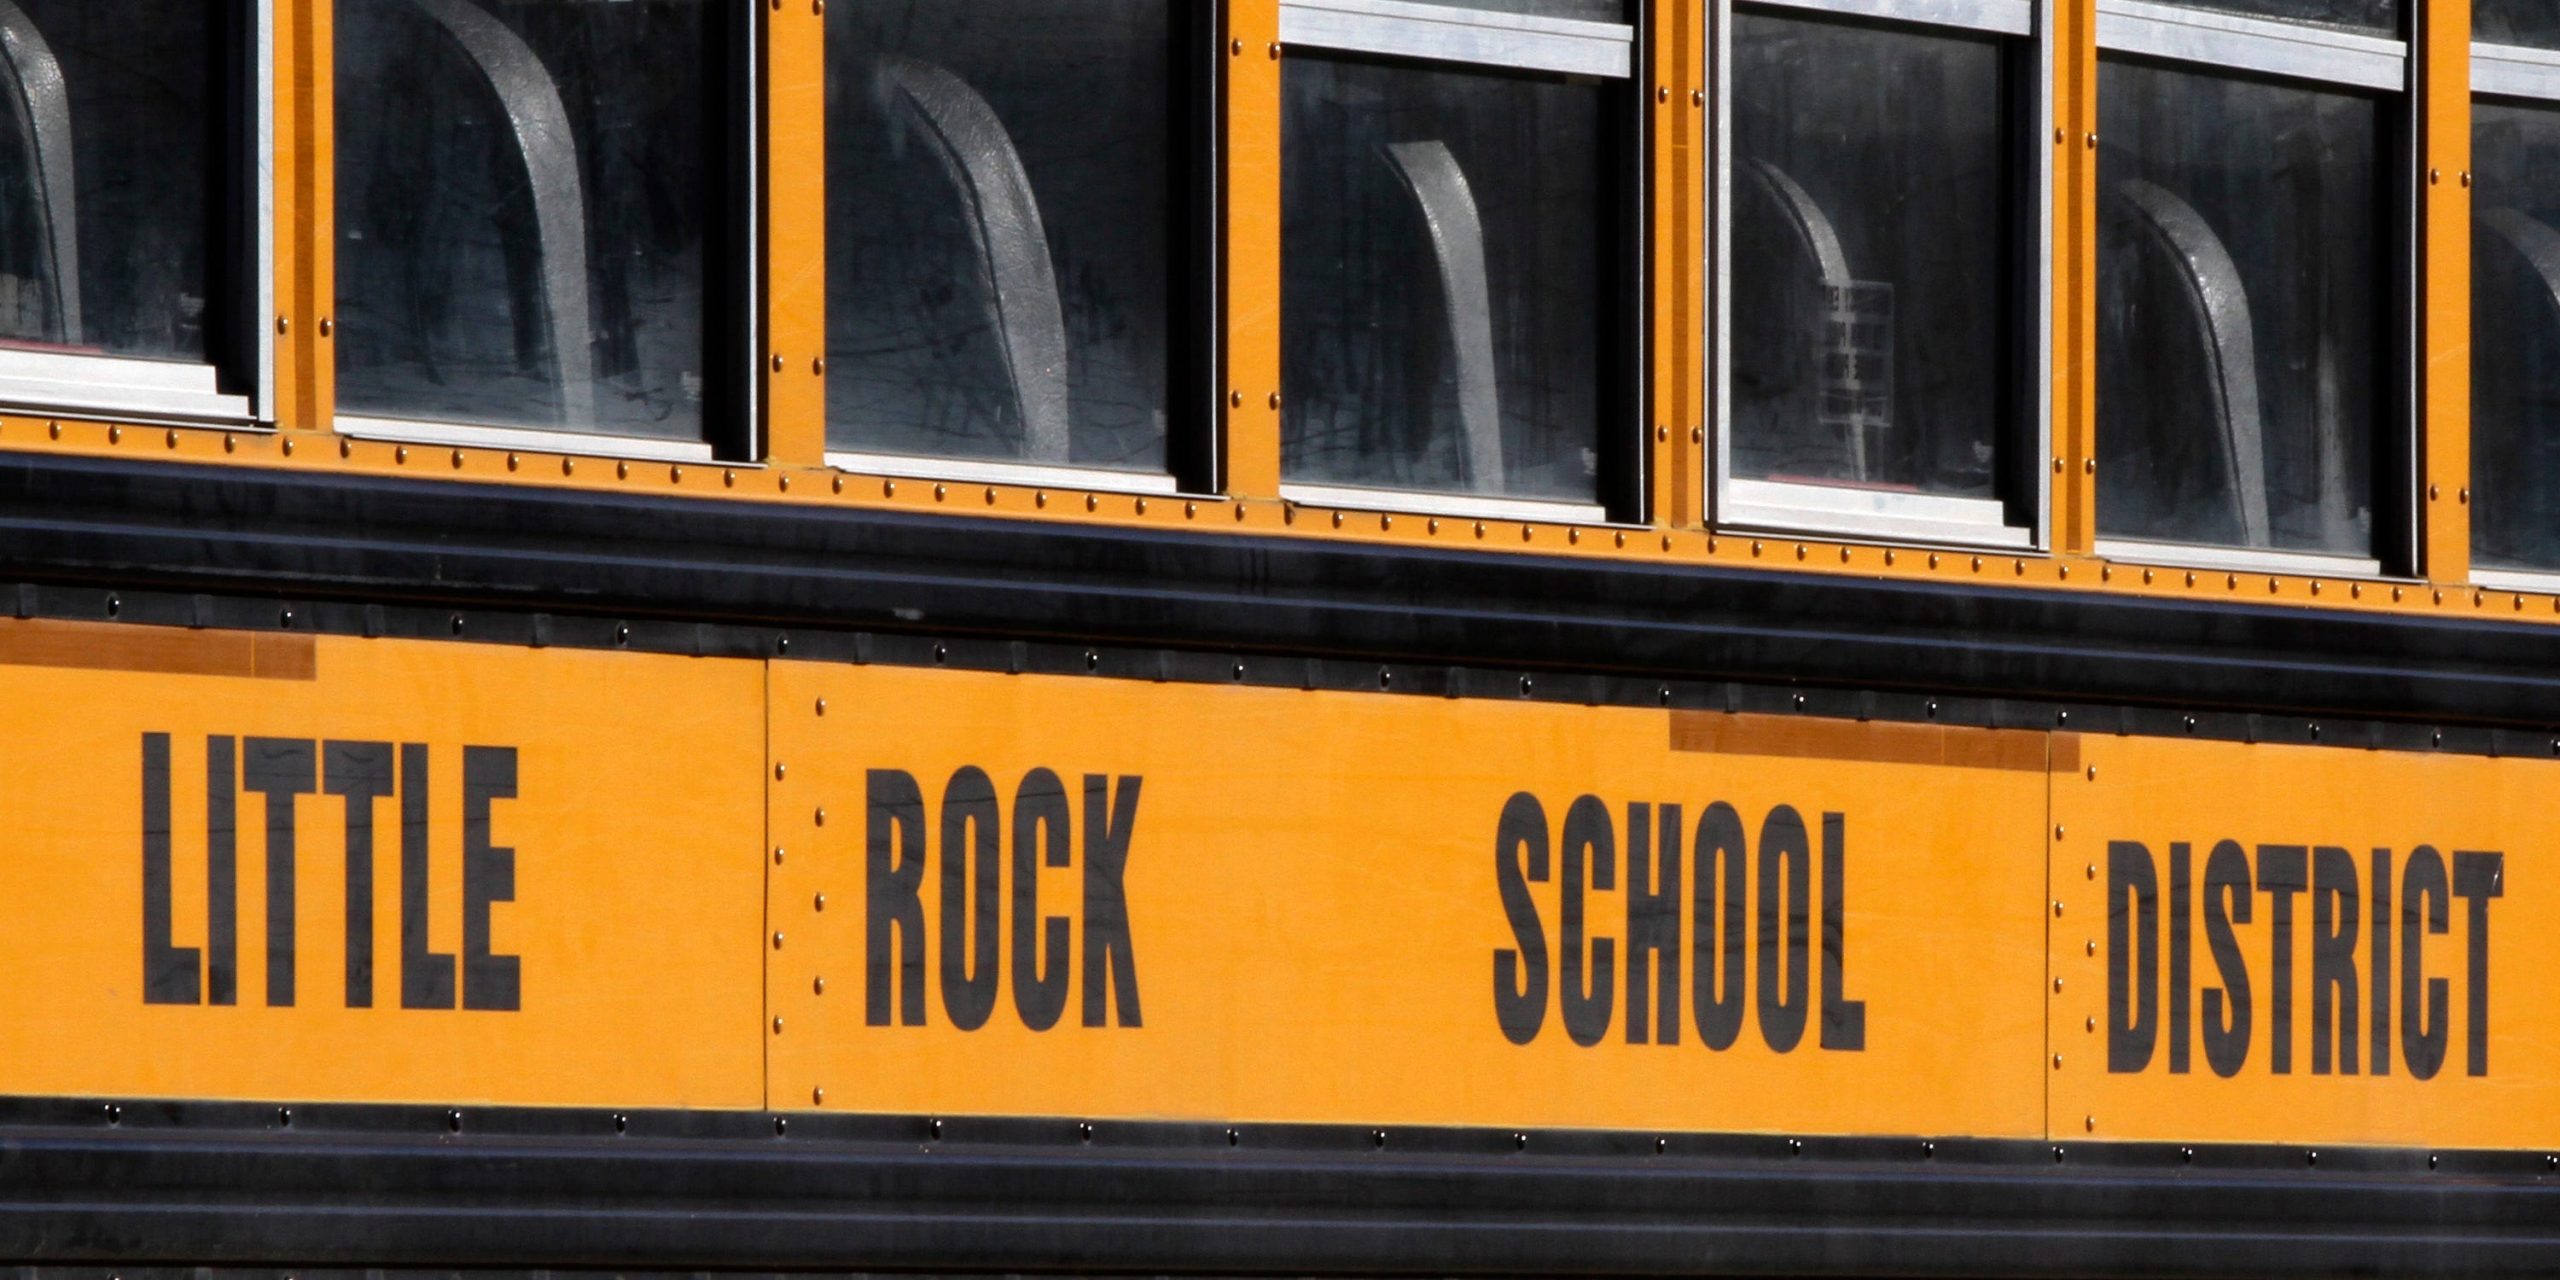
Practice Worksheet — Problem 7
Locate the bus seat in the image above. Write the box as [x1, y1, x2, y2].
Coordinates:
[1383, 139, 1503, 492]
[880, 56, 1072, 465]
[0, 0, 78, 343]
[404, 0, 596, 429]
[2112, 177, 2269, 546]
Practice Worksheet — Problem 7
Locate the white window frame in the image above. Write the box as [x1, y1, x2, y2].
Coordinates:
[2466, 30, 2560, 592]
[2089, 0, 2411, 580]
[1273, 0, 1638, 526]
[1710, 0, 2052, 553]
[0, 0, 271, 426]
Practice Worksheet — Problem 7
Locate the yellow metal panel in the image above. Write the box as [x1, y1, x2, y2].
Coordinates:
[279, 0, 333, 432]
[2423, 0, 2472, 583]
[763, 0, 828, 466]
[1650, 0, 1705, 528]
[766, 669, 2048, 1135]
[1223, 0, 1283, 499]
[0, 626, 766, 1108]
[2055, 0, 2097, 554]
[2050, 735, 2560, 1149]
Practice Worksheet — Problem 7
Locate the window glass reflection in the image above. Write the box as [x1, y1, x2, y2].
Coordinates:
[2477, 1, 2560, 50]
[2096, 60, 2383, 558]
[1729, 9, 2015, 504]
[2171, 0, 2396, 33]
[1282, 56, 1623, 505]
[2470, 101, 2560, 572]
[336, 0, 721, 442]
[0, 0, 216, 363]
[826, 0, 1178, 474]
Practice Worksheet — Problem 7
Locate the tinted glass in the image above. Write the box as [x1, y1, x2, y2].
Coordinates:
[2172, 0, 2396, 32]
[1730, 10, 2014, 503]
[336, 0, 722, 441]
[1283, 56, 1623, 505]
[2477, 0, 2560, 49]
[827, 1, 1178, 473]
[2471, 101, 2560, 571]
[2096, 60, 2384, 558]
[0, 0, 218, 362]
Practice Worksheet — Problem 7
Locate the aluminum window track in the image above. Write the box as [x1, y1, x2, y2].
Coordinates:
[1743, 0, 2035, 40]
[2096, 0, 2405, 91]
[2475, 41, 2560, 102]
[1278, 0, 1634, 78]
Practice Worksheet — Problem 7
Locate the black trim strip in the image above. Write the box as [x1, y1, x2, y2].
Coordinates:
[0, 1101, 2553, 1276]
[5, 452, 2560, 734]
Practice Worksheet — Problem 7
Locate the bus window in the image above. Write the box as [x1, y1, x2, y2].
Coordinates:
[1721, 0, 2034, 549]
[335, 0, 729, 453]
[2470, 4, 2560, 584]
[2093, 2, 2401, 574]
[1278, 0, 1638, 520]
[0, 0, 253, 421]
[824, 0, 1191, 489]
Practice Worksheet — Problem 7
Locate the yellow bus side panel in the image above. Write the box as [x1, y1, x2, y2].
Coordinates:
[767, 666, 2050, 1137]
[0, 628, 766, 1109]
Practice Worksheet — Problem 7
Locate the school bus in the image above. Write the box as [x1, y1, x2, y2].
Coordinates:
[0, 0, 2553, 1274]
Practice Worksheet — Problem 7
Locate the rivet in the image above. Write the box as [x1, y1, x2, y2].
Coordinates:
[670, 465, 684, 483]
[812, 357, 826, 376]
[161, 428, 178, 449]
[1383, 514, 1395, 532]
[1692, 426, 1704, 443]
[2087, 765, 2097, 780]
[774, 847, 786, 865]
[2052, 903, 2064, 920]
[2430, 167, 2441, 184]
[1657, 85, 1669, 102]
[2085, 1116, 2096, 1132]
[1656, 423, 1669, 441]
[1839, 546, 1850, 563]
[2462, 171, 2473, 188]
[2085, 132, 2097, 148]
[276, 315, 291, 334]
[1885, 549, 1896, 566]
[1230, 38, 1243, 55]
[448, 1110, 463, 1133]
[1615, 530, 1625, 548]
[2086, 940, 2096, 956]
[985, 486, 998, 505]
[934, 483, 947, 502]
[318, 317, 333, 338]
[107, 426, 120, 444]
[882, 479, 897, 497]
[224, 434, 236, 453]
[771, 353, 785, 373]
[1087, 494, 1100, 512]
[830, 474, 843, 493]
[2054, 127, 2066, 144]
[2084, 458, 2096, 475]
[814, 893, 826, 912]
[1752, 541, 1764, 556]
[2053, 1054, 2063, 1068]
[1569, 527, 1580, 545]
[1796, 544, 1807, 560]
[2085, 863, 2095, 879]
[617, 461, 629, 480]
[2461, 487, 2471, 504]
[1929, 553, 1941, 569]
[2431, 483, 2441, 500]
[1971, 556, 1983, 572]
[1332, 511, 1345, 529]
[1229, 389, 1244, 408]
[507, 453, 520, 471]
[1521, 524, 1533, 542]
[1268, 41, 1279, 58]
[1186, 501, 1198, 518]
[2052, 456, 2063, 474]
[2056, 824, 2066, 839]
[2185, 571, 2197, 587]
[724, 469, 736, 487]
[46, 420, 58, 439]
[812, 1087, 825, 1105]
[772, 1017, 784, 1034]
[563, 457, 576, 476]
[814, 807, 826, 826]
[1476, 521, 1486, 539]
[772, 931, 784, 950]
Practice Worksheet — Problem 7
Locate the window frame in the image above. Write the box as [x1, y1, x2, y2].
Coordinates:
[0, 0, 272, 427]
[1708, 0, 2053, 553]
[331, 0, 759, 465]
[2085, 0, 2416, 579]
[1272, 0, 1647, 526]
[2467, 28, 2560, 593]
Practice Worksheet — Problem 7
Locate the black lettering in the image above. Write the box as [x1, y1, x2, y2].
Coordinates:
[2168, 841, 2192, 1074]
[2108, 840, 2159, 1073]
[1624, 802, 1680, 1046]
[324, 742, 393, 1009]
[1691, 801, 1747, 1051]
[865, 769, 927, 1027]
[2370, 848, 2392, 1077]
[2202, 839, 2253, 1078]
[1012, 768, 1072, 1032]
[939, 766, 1001, 1031]
[1757, 805, 1811, 1053]
[400, 744, 454, 1009]
[1559, 794, 1616, 1048]
[2258, 844, 2307, 1074]
[141, 733, 199, 1004]
[1494, 792, 1551, 1046]
[2453, 851, 2503, 1077]
[2400, 845, 2449, 1080]
[243, 738, 316, 1008]
[1081, 774, 1142, 1027]
[206, 735, 237, 1006]
[2310, 846, 2359, 1075]
[1819, 812, 1863, 1051]
[461, 746, 520, 1011]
